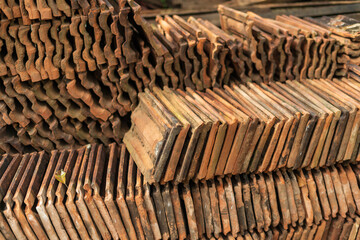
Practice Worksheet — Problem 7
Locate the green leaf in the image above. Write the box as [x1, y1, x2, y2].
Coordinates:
[55, 169, 67, 186]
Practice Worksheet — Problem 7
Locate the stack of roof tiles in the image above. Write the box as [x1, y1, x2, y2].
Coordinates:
[124, 78, 360, 184]
[2, 144, 360, 239]
[0, 0, 251, 152]
[307, 15, 360, 67]
[2, 0, 360, 239]
[218, 5, 355, 83]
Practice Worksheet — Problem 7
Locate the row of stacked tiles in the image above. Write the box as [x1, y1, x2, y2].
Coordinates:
[1, 143, 360, 239]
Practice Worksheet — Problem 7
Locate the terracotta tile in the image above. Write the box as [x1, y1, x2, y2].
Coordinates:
[54, 150, 80, 240]
[170, 184, 187, 240]
[3, 154, 31, 240]
[126, 157, 145, 240]
[337, 164, 357, 218]
[92, 145, 120, 239]
[327, 216, 345, 240]
[206, 89, 250, 177]
[199, 180, 214, 238]
[176, 90, 212, 182]
[274, 170, 291, 229]
[264, 173, 280, 228]
[295, 170, 313, 226]
[312, 169, 331, 220]
[249, 174, 264, 232]
[69, 16, 86, 73]
[224, 176, 240, 236]
[11, 152, 39, 240]
[124, 90, 182, 183]
[288, 171, 305, 225]
[224, 86, 267, 174]
[250, 83, 296, 172]
[282, 170, 298, 227]
[22, 154, 48, 240]
[321, 217, 333, 240]
[75, 145, 101, 240]
[257, 174, 271, 232]
[278, 225, 288, 240]
[233, 175, 247, 235]
[304, 170, 323, 225]
[152, 183, 169, 240]
[299, 224, 311, 240]
[272, 228, 280, 240]
[116, 145, 137, 239]
[259, 231, 267, 240]
[46, 150, 71, 240]
[181, 183, 198, 240]
[265, 229, 273, 240]
[104, 143, 129, 240]
[314, 220, 327, 239]
[0, 154, 21, 240]
[161, 183, 178, 240]
[233, 85, 277, 173]
[276, 82, 325, 170]
[135, 170, 154, 240]
[320, 80, 359, 162]
[292, 226, 303, 240]
[163, 88, 204, 183]
[191, 92, 226, 180]
[143, 183, 162, 240]
[213, 88, 259, 175]
[289, 81, 338, 169]
[339, 217, 354, 240]
[322, 168, 339, 218]
[250, 230, 260, 240]
[185, 89, 220, 181]
[215, 177, 231, 235]
[346, 165, 360, 214]
[349, 217, 360, 240]
[329, 166, 348, 218]
[267, 83, 312, 170]
[65, 147, 91, 240]
[246, 84, 290, 172]
[308, 225, 318, 239]
[82, 144, 112, 240]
